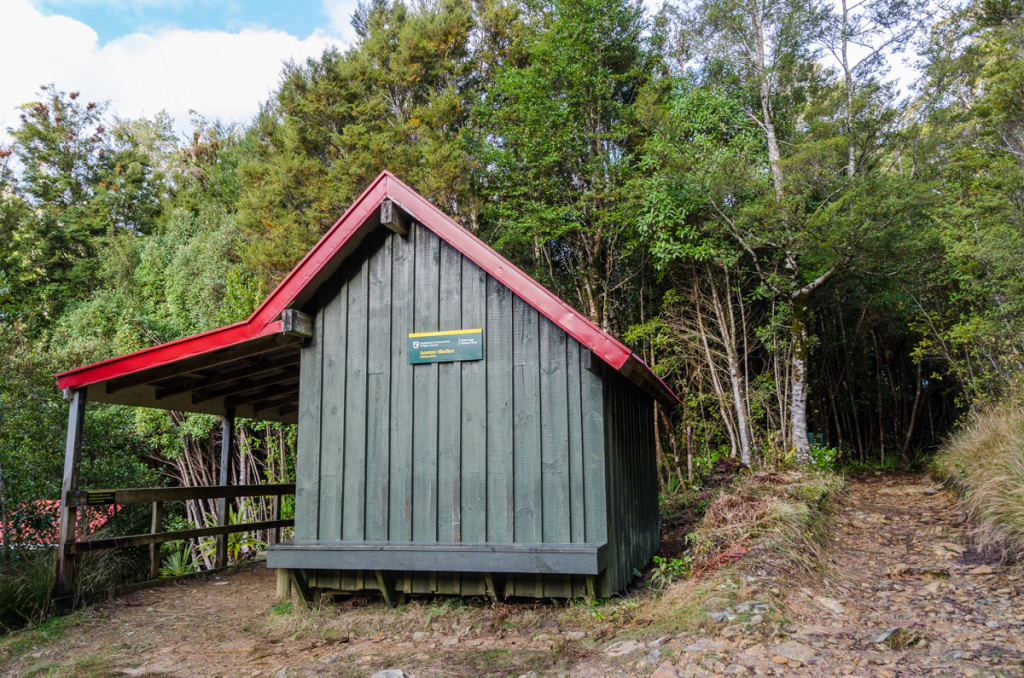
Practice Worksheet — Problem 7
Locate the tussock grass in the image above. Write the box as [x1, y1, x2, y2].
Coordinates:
[0, 549, 56, 634]
[690, 469, 840, 576]
[934, 404, 1024, 562]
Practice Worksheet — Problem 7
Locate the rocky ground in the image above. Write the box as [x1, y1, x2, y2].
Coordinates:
[1, 473, 1021, 677]
[628, 473, 1024, 678]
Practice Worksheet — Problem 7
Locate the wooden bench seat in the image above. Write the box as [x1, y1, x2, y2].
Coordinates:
[267, 540, 608, 575]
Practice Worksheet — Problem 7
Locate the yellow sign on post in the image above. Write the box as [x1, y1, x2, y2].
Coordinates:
[86, 490, 117, 506]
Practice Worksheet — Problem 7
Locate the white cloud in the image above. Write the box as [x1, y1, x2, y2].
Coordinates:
[0, 0, 348, 142]
[321, 0, 360, 45]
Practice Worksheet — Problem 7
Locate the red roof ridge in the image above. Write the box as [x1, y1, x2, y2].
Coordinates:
[57, 171, 679, 406]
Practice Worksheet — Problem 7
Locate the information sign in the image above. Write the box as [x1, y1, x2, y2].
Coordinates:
[409, 329, 483, 364]
[86, 490, 117, 506]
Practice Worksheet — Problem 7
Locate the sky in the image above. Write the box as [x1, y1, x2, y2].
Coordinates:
[0, 0, 361, 141]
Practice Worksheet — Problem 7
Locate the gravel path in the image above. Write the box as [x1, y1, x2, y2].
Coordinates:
[641, 473, 1024, 677]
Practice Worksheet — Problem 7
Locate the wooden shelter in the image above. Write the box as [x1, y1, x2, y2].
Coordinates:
[56, 172, 679, 600]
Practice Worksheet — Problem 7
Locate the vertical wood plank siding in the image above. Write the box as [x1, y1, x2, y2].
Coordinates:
[599, 367, 660, 596]
[298, 222, 655, 596]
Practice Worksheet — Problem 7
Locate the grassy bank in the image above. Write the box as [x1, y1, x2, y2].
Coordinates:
[934, 405, 1024, 562]
[256, 466, 843, 647]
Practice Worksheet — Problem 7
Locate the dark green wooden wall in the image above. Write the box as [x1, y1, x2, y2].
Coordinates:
[599, 367, 661, 596]
[293, 221, 651, 597]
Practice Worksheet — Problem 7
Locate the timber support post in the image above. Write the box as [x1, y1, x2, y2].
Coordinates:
[54, 388, 86, 603]
[375, 570, 396, 607]
[276, 568, 292, 600]
[271, 493, 282, 545]
[149, 501, 164, 579]
[288, 568, 314, 604]
[215, 409, 235, 569]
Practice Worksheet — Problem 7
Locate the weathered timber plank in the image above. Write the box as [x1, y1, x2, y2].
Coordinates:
[539, 318, 571, 598]
[460, 258, 487, 545]
[295, 307, 323, 542]
[215, 411, 234, 569]
[343, 240, 370, 541]
[512, 295, 542, 597]
[155, 352, 299, 399]
[389, 222, 415, 543]
[319, 272, 348, 541]
[105, 335, 297, 393]
[567, 343, 586, 546]
[437, 241, 462, 594]
[149, 501, 163, 579]
[485, 277, 514, 543]
[267, 541, 608, 575]
[579, 349, 608, 595]
[437, 241, 462, 544]
[366, 235, 392, 541]
[412, 225, 440, 542]
[411, 224, 440, 594]
[67, 519, 294, 554]
[67, 484, 295, 507]
[566, 342, 586, 598]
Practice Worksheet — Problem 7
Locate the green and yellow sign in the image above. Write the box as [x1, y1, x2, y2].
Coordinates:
[409, 329, 483, 364]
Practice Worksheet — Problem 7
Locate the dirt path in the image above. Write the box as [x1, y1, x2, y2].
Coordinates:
[643, 473, 1024, 677]
[2, 473, 1022, 677]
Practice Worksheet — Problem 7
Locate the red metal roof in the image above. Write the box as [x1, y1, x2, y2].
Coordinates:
[57, 172, 679, 406]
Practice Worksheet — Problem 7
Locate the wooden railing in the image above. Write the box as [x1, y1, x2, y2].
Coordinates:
[55, 483, 294, 602]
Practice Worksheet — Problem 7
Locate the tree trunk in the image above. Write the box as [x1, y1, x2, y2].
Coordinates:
[752, 1, 785, 199]
[654, 403, 668, 490]
[842, 0, 856, 178]
[0, 460, 8, 561]
[790, 292, 813, 463]
[686, 425, 694, 485]
[902, 361, 923, 453]
[709, 272, 753, 465]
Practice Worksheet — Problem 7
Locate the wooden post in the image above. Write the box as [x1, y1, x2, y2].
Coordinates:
[375, 570, 396, 607]
[483, 573, 498, 604]
[288, 568, 314, 604]
[149, 501, 164, 579]
[271, 493, 282, 545]
[215, 409, 234, 569]
[54, 388, 86, 601]
[276, 568, 292, 599]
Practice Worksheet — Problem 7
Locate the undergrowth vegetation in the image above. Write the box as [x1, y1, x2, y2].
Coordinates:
[934, 404, 1024, 562]
[0, 550, 56, 634]
[257, 465, 842, 649]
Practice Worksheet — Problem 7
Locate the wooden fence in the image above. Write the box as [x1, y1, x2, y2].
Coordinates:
[54, 483, 294, 604]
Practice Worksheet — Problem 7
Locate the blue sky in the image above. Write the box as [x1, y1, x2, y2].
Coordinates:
[34, 0, 334, 44]
[0, 0, 360, 141]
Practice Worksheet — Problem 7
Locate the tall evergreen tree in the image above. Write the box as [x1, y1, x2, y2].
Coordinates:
[479, 0, 654, 331]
